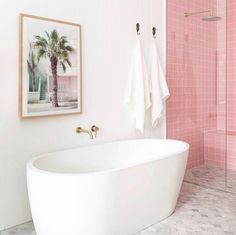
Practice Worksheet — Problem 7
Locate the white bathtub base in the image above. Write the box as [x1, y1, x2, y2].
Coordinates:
[27, 139, 189, 235]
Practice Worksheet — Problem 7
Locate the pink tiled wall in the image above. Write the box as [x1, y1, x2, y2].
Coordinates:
[204, 130, 236, 171]
[216, 0, 227, 131]
[204, 130, 225, 168]
[167, 0, 236, 170]
[227, 134, 236, 170]
[167, 0, 218, 168]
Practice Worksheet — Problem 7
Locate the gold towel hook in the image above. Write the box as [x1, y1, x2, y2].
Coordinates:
[136, 23, 140, 35]
[152, 27, 157, 39]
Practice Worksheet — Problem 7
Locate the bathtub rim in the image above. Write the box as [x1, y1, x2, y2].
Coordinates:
[27, 139, 189, 176]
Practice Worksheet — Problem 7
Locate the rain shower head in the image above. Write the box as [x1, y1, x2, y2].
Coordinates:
[202, 15, 222, 21]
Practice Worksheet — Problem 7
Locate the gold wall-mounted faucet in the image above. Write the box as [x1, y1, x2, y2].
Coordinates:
[76, 125, 99, 139]
[76, 127, 94, 139]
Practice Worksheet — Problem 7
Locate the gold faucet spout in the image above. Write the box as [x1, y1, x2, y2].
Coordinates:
[76, 127, 94, 139]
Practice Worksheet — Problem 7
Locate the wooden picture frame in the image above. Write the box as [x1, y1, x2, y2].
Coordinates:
[19, 14, 82, 118]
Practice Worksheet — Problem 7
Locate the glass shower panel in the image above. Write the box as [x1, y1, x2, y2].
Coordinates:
[167, 0, 227, 191]
[226, 0, 236, 193]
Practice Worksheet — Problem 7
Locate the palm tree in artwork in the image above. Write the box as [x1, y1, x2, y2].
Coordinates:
[34, 30, 74, 107]
[27, 50, 38, 92]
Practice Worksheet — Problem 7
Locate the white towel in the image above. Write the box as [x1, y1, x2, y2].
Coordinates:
[150, 40, 170, 128]
[126, 38, 151, 133]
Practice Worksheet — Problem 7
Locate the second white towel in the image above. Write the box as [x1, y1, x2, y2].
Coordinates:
[150, 39, 170, 128]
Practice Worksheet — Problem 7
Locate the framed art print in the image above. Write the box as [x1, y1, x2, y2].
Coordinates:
[19, 14, 82, 117]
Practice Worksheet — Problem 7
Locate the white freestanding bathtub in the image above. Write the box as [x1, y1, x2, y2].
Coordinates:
[27, 139, 189, 235]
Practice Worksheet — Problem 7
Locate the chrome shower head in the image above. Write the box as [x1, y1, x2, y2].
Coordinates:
[202, 15, 222, 21]
[184, 10, 222, 22]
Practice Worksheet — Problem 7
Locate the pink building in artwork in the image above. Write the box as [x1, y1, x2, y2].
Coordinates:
[49, 75, 78, 102]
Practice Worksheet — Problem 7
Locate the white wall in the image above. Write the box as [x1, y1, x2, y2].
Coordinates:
[0, 0, 166, 230]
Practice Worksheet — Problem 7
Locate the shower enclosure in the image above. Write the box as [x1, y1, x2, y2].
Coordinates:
[167, 0, 236, 193]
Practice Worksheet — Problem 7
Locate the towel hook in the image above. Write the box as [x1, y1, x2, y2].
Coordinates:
[152, 27, 157, 38]
[136, 23, 140, 35]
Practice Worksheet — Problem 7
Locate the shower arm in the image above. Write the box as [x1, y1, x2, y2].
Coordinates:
[184, 10, 211, 17]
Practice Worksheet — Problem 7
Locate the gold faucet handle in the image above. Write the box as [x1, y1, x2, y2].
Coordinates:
[76, 127, 83, 133]
[91, 125, 99, 137]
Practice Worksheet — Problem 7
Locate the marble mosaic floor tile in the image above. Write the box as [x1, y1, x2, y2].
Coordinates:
[2, 182, 236, 235]
[0, 222, 35, 235]
[136, 182, 236, 235]
[184, 164, 236, 193]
